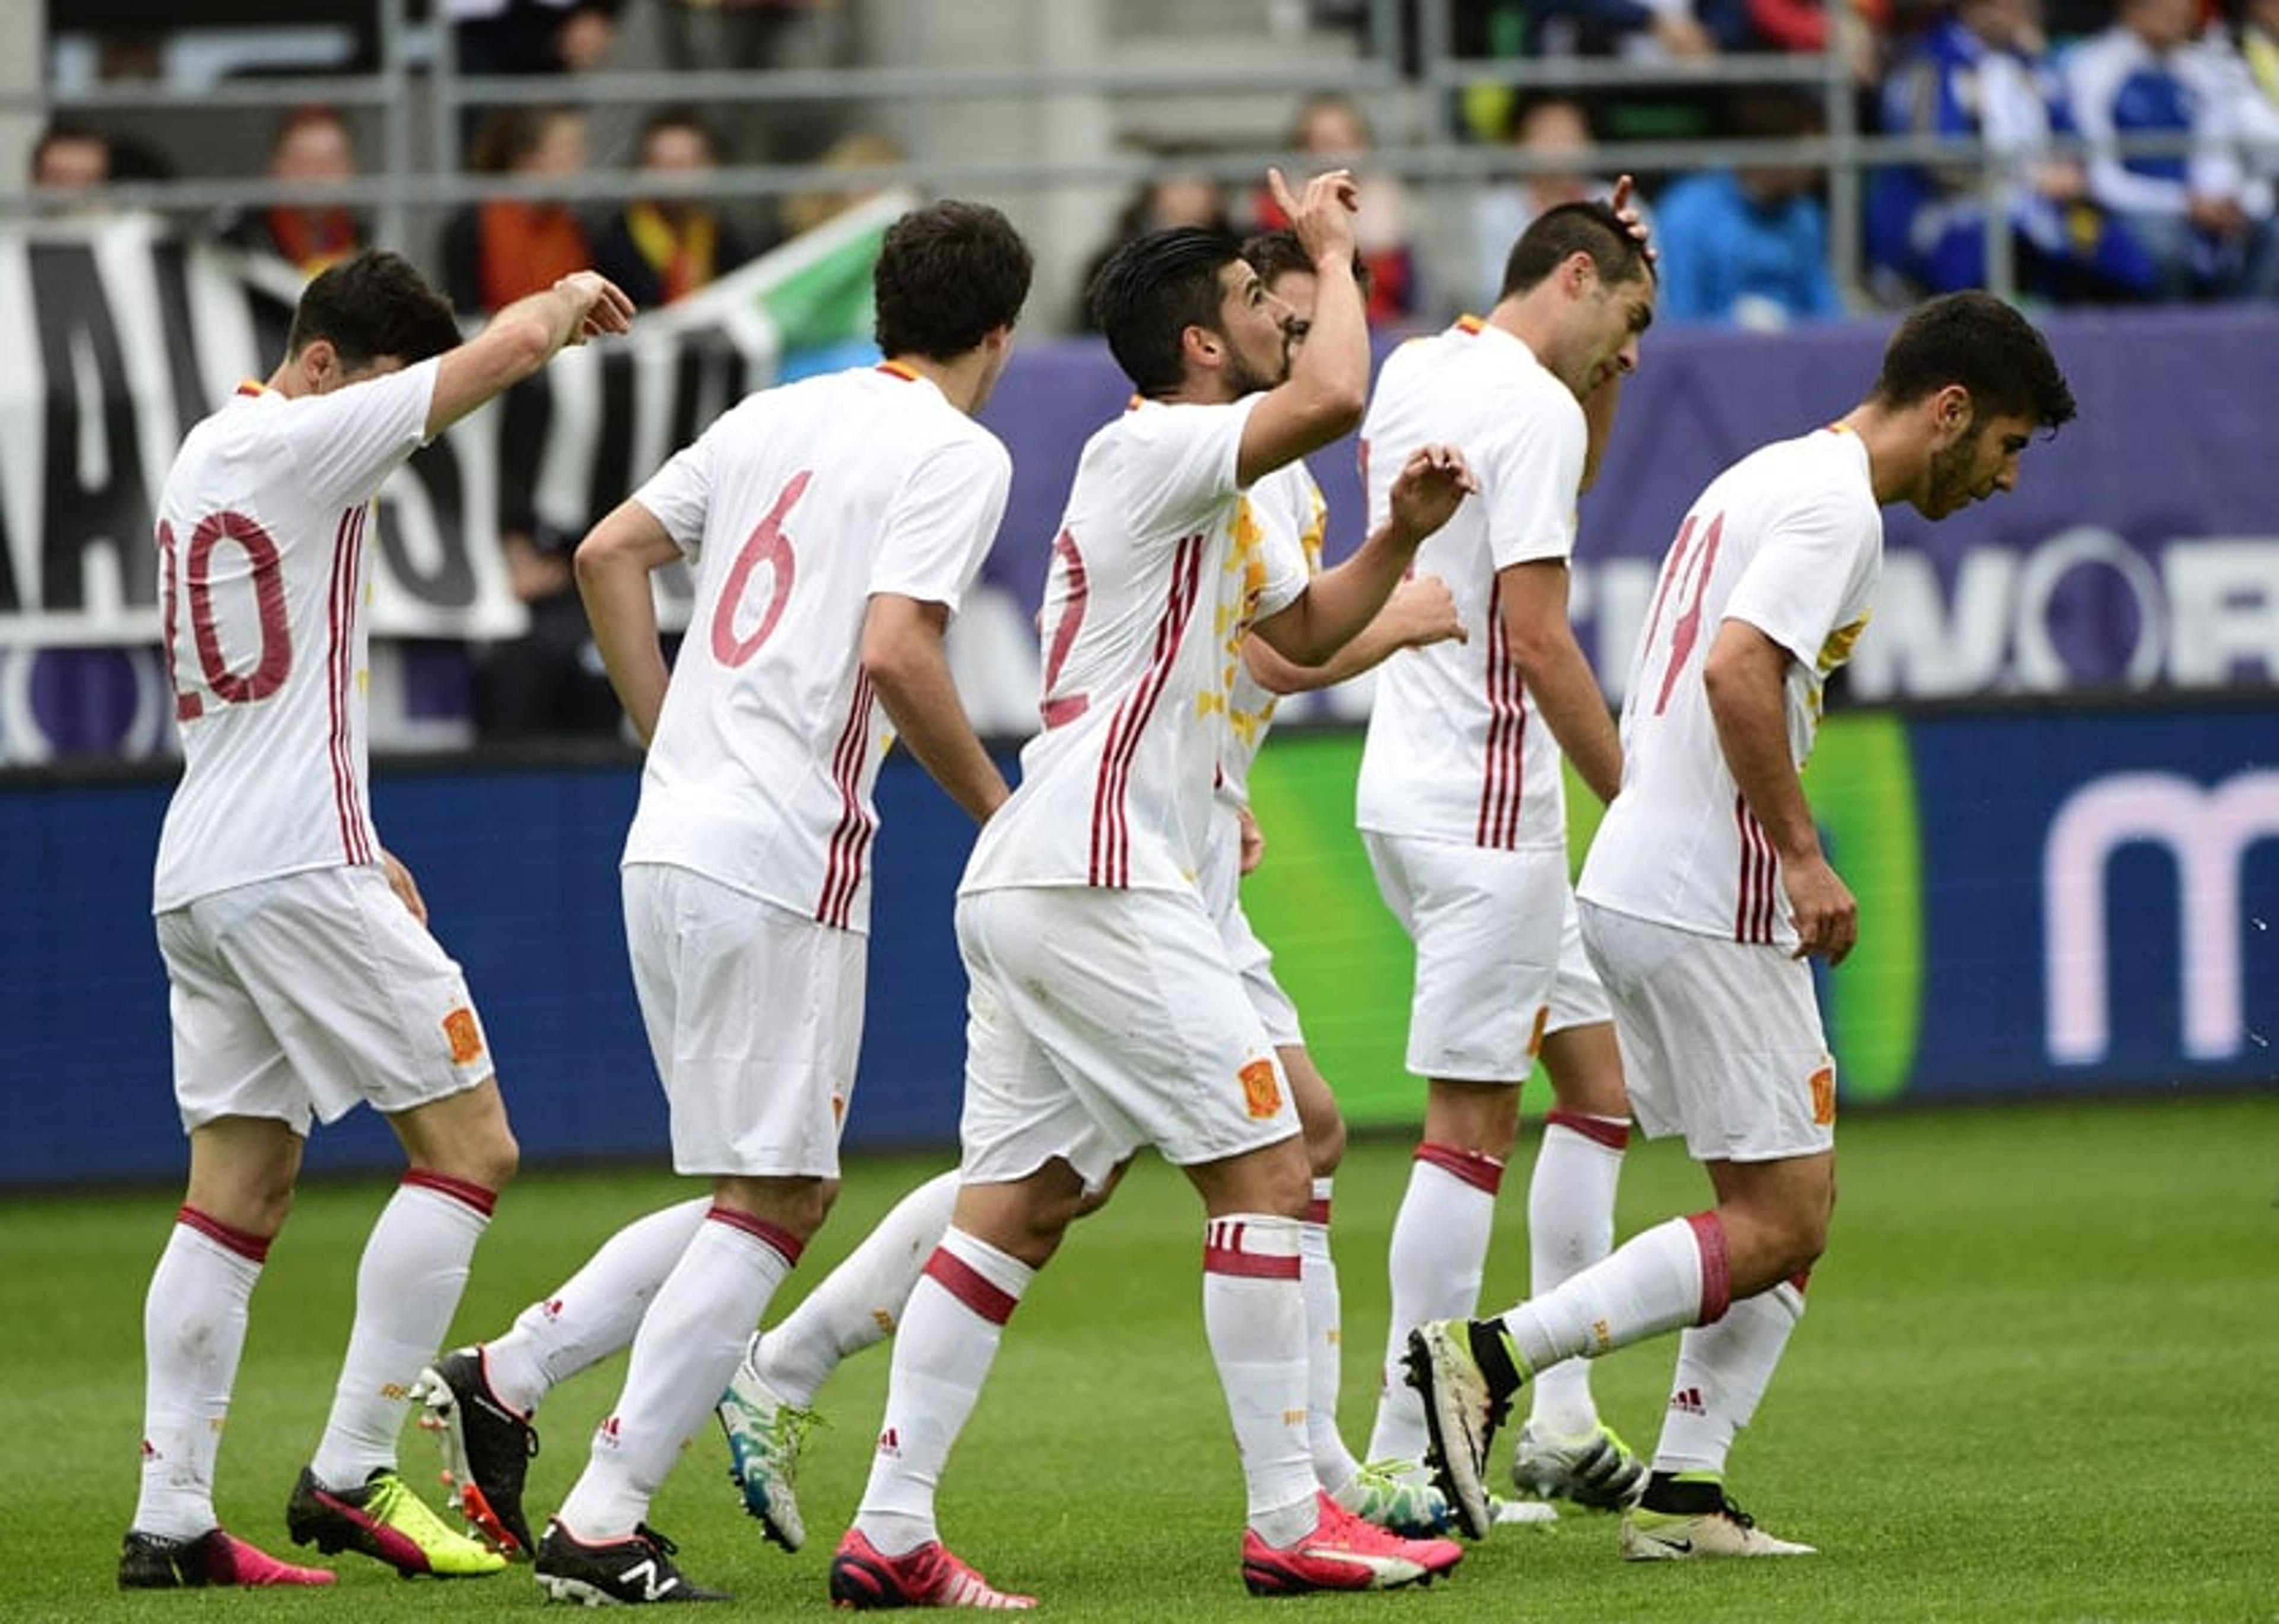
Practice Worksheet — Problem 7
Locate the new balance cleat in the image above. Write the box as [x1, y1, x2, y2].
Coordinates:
[119, 1527, 335, 1588]
[716, 1357, 819, 1552]
[828, 1528, 1037, 1609]
[1509, 1420, 1648, 1511]
[1403, 1320, 1513, 1541]
[1330, 1459, 1456, 1538]
[1242, 1492, 1463, 1596]
[534, 1520, 729, 1605]
[285, 1465, 508, 1577]
[412, 1345, 539, 1558]
[1619, 1478, 1815, 1560]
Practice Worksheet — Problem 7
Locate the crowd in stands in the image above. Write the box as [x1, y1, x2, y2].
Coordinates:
[14, 0, 2275, 743]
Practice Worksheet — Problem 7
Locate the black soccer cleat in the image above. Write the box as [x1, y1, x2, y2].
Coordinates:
[411, 1345, 539, 1558]
[534, 1520, 731, 1606]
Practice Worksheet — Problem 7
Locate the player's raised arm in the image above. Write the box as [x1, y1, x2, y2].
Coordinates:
[1235, 168, 1370, 488]
[429, 271, 636, 437]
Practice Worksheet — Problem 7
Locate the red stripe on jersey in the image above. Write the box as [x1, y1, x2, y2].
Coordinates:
[1734, 794, 1779, 944]
[326, 506, 372, 866]
[1088, 533, 1204, 889]
[1635, 513, 1698, 691]
[923, 1246, 1020, 1326]
[1475, 577, 1526, 850]
[816, 670, 878, 929]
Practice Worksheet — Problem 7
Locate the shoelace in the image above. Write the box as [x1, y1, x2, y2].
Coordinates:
[631, 1524, 681, 1558]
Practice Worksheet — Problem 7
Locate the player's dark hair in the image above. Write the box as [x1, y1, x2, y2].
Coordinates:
[874, 199, 1033, 361]
[1239, 228, 1372, 301]
[1867, 290, 2077, 431]
[1500, 199, 1653, 301]
[1090, 225, 1242, 399]
[285, 249, 461, 370]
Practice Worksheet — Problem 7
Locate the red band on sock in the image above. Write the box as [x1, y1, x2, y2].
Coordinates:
[923, 1246, 1020, 1325]
[1545, 1110, 1632, 1151]
[177, 1204, 271, 1264]
[1203, 1218, 1303, 1280]
[1687, 1211, 1732, 1325]
[1415, 1140, 1506, 1194]
[402, 1169, 497, 1218]
[1304, 1197, 1332, 1226]
[705, 1205, 804, 1267]
[1787, 1268, 1811, 1295]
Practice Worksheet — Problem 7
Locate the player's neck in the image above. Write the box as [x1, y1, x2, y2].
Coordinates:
[1834, 402, 1924, 506]
[887, 351, 985, 417]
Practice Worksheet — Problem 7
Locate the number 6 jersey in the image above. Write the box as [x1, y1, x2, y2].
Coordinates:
[623, 363, 1012, 933]
[152, 361, 440, 913]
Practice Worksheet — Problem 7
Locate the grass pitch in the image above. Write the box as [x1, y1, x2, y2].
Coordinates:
[5, 1092, 2274, 1623]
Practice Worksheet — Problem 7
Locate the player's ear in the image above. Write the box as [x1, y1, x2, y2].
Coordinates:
[1930, 383, 1974, 447]
[298, 338, 339, 393]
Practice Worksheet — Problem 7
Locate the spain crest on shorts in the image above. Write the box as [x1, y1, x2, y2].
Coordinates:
[1238, 1057, 1283, 1120]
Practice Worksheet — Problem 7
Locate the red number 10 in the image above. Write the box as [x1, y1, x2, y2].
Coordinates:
[158, 511, 294, 722]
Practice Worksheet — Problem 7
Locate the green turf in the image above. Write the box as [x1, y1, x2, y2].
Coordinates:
[6, 1093, 2275, 1622]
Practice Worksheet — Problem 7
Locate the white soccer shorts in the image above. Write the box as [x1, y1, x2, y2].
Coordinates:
[623, 862, 866, 1179]
[1577, 900, 1837, 1163]
[158, 864, 494, 1135]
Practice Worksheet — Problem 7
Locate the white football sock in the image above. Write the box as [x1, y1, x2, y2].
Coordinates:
[554, 1207, 799, 1542]
[1204, 1214, 1318, 1547]
[133, 1209, 267, 1538]
[854, 1227, 1032, 1558]
[483, 1197, 710, 1416]
[1367, 1144, 1502, 1463]
[756, 1171, 957, 1409]
[1652, 1277, 1806, 1477]
[310, 1172, 493, 1490]
[1491, 1212, 1728, 1377]
[1526, 1113, 1628, 1438]
[1300, 1179, 1361, 1491]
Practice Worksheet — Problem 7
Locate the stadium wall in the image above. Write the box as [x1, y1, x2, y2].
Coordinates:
[5, 695, 2273, 1190]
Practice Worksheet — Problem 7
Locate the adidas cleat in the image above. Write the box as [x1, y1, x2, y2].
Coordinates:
[534, 1520, 729, 1605]
[1403, 1320, 1513, 1541]
[1242, 1492, 1462, 1596]
[412, 1345, 539, 1558]
[827, 1528, 1037, 1609]
[119, 1527, 335, 1588]
[1620, 1478, 1815, 1560]
[716, 1356, 819, 1552]
[285, 1465, 507, 1577]
[1510, 1420, 1648, 1511]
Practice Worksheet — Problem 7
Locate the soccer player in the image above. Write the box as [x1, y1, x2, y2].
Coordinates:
[1356, 196, 1661, 1515]
[710, 230, 1469, 1553]
[1405, 291, 2077, 1556]
[826, 169, 1475, 1610]
[122, 250, 634, 1589]
[412, 200, 1036, 1606]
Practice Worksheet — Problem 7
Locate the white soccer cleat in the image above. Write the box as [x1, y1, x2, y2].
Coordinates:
[1402, 1321, 1513, 1541]
[1620, 1491, 1816, 1560]
[715, 1353, 820, 1553]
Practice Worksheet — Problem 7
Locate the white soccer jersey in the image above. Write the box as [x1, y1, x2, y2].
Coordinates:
[1217, 460, 1326, 810]
[962, 395, 1305, 894]
[152, 361, 440, 913]
[1577, 425, 1883, 947]
[624, 363, 1011, 933]
[1354, 318, 1588, 853]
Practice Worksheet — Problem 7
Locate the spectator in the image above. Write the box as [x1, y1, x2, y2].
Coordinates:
[1468, 94, 1620, 304]
[217, 106, 366, 277]
[30, 119, 111, 196]
[1729, 0, 1892, 85]
[1253, 93, 1421, 324]
[1075, 163, 1237, 329]
[1651, 91, 1845, 326]
[442, 106, 595, 313]
[593, 109, 757, 307]
[776, 129, 908, 239]
[2064, 0, 2279, 295]
[2207, 0, 2279, 209]
[1870, 0, 2160, 302]
[447, 0, 620, 77]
